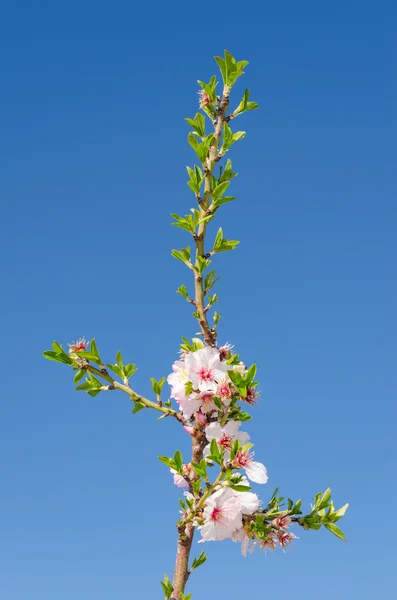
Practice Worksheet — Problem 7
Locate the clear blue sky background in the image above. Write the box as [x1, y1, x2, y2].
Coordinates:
[0, 1, 395, 598]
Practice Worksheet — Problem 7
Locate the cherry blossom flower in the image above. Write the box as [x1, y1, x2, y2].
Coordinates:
[277, 531, 298, 550]
[170, 464, 193, 488]
[241, 386, 259, 405]
[177, 394, 202, 419]
[272, 514, 291, 529]
[167, 360, 190, 403]
[185, 347, 227, 393]
[232, 449, 268, 484]
[198, 89, 211, 108]
[261, 535, 277, 552]
[68, 337, 88, 354]
[204, 421, 250, 459]
[216, 380, 233, 402]
[219, 342, 234, 360]
[171, 468, 189, 488]
[198, 391, 217, 414]
[199, 487, 242, 542]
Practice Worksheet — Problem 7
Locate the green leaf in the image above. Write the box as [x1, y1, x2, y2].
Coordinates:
[210, 439, 220, 458]
[74, 350, 102, 364]
[116, 351, 123, 368]
[188, 132, 199, 151]
[213, 227, 223, 250]
[106, 363, 123, 378]
[158, 456, 176, 469]
[191, 550, 207, 571]
[228, 484, 251, 492]
[191, 462, 207, 478]
[132, 401, 145, 414]
[124, 363, 137, 378]
[213, 311, 221, 327]
[52, 341, 68, 357]
[75, 381, 91, 391]
[177, 284, 189, 299]
[160, 574, 173, 599]
[232, 131, 246, 143]
[173, 450, 183, 472]
[333, 503, 349, 520]
[212, 181, 230, 199]
[171, 249, 190, 265]
[214, 55, 227, 85]
[73, 369, 85, 384]
[90, 339, 100, 360]
[246, 364, 256, 384]
[318, 488, 332, 509]
[214, 195, 236, 207]
[43, 351, 72, 365]
[323, 522, 347, 541]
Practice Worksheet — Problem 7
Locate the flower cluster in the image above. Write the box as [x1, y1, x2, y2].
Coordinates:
[166, 343, 288, 555]
[167, 344, 256, 419]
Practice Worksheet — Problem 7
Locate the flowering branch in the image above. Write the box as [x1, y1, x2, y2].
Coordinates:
[44, 50, 348, 600]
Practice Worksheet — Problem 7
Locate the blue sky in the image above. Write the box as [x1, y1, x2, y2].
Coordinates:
[0, 1, 395, 598]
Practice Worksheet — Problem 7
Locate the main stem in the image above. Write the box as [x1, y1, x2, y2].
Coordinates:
[171, 87, 229, 599]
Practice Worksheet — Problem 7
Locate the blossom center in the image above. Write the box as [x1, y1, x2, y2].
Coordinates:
[233, 449, 250, 468]
[198, 367, 213, 382]
[218, 384, 231, 398]
[210, 507, 224, 522]
[219, 434, 233, 449]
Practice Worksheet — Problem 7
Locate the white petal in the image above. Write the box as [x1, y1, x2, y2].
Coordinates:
[237, 491, 260, 515]
[245, 461, 268, 484]
[236, 431, 250, 446]
[204, 422, 222, 441]
[224, 420, 240, 436]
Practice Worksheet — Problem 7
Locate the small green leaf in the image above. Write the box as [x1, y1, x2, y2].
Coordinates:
[158, 456, 176, 469]
[333, 503, 349, 520]
[43, 351, 72, 365]
[318, 488, 332, 509]
[74, 350, 101, 364]
[191, 550, 207, 571]
[73, 369, 85, 384]
[228, 484, 251, 492]
[323, 522, 347, 541]
[106, 363, 123, 378]
[132, 400, 145, 414]
[245, 364, 256, 384]
[173, 450, 183, 472]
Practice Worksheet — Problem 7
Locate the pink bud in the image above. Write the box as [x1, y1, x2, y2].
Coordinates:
[196, 412, 207, 426]
[183, 426, 195, 436]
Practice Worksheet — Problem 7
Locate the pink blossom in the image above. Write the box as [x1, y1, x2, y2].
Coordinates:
[170, 464, 193, 488]
[261, 535, 277, 552]
[232, 450, 268, 484]
[185, 347, 226, 393]
[199, 487, 242, 541]
[199, 391, 217, 414]
[204, 421, 250, 460]
[217, 382, 232, 400]
[241, 386, 259, 405]
[198, 89, 211, 108]
[277, 531, 298, 550]
[183, 426, 196, 436]
[219, 343, 234, 360]
[196, 412, 207, 426]
[68, 337, 88, 354]
[272, 515, 291, 530]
